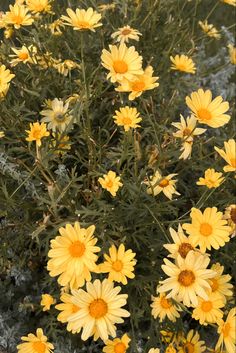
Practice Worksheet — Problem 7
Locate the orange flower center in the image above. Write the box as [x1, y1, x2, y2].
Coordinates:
[89, 299, 108, 319]
[106, 180, 113, 188]
[19, 52, 29, 60]
[132, 81, 145, 92]
[112, 260, 123, 272]
[183, 342, 194, 353]
[122, 117, 132, 125]
[197, 108, 212, 121]
[178, 243, 194, 258]
[210, 278, 219, 292]
[230, 158, 236, 168]
[222, 322, 231, 337]
[77, 21, 90, 29]
[176, 63, 187, 71]
[230, 208, 236, 223]
[159, 179, 169, 187]
[201, 300, 213, 312]
[122, 28, 132, 35]
[69, 240, 85, 257]
[200, 223, 212, 236]
[71, 304, 80, 313]
[178, 270, 195, 286]
[114, 342, 127, 353]
[32, 129, 42, 139]
[113, 60, 128, 74]
[32, 342, 46, 353]
[12, 15, 23, 25]
[160, 296, 172, 309]
[183, 128, 192, 136]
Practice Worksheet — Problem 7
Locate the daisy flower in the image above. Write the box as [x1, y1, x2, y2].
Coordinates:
[47, 221, 100, 289]
[186, 89, 230, 128]
[214, 139, 236, 172]
[101, 43, 143, 83]
[158, 251, 216, 307]
[228, 44, 236, 64]
[196, 168, 224, 189]
[0, 64, 15, 98]
[223, 204, 236, 237]
[25, 122, 50, 147]
[10, 45, 37, 66]
[103, 334, 130, 353]
[170, 54, 196, 74]
[3, 4, 34, 29]
[179, 139, 194, 160]
[148, 350, 160, 353]
[113, 106, 142, 131]
[17, 328, 54, 353]
[55, 293, 81, 333]
[111, 25, 142, 43]
[145, 171, 180, 200]
[183, 207, 232, 252]
[151, 292, 182, 322]
[0, 131, 5, 138]
[99, 244, 136, 285]
[61, 7, 102, 31]
[40, 294, 55, 311]
[208, 263, 233, 303]
[199, 20, 221, 39]
[172, 115, 206, 140]
[116, 66, 159, 100]
[98, 171, 123, 197]
[178, 330, 206, 353]
[192, 290, 224, 325]
[68, 279, 130, 341]
[40, 98, 72, 132]
[26, 0, 52, 13]
[215, 308, 236, 353]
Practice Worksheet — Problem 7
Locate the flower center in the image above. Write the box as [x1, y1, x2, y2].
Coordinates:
[183, 128, 192, 136]
[54, 113, 66, 122]
[114, 342, 126, 353]
[113, 60, 128, 74]
[200, 223, 212, 236]
[32, 342, 46, 353]
[122, 117, 132, 125]
[178, 270, 195, 287]
[230, 208, 236, 223]
[210, 278, 219, 292]
[112, 260, 123, 272]
[89, 299, 108, 319]
[159, 179, 169, 187]
[121, 28, 132, 35]
[176, 63, 187, 71]
[178, 243, 194, 258]
[19, 52, 29, 60]
[183, 342, 194, 353]
[201, 300, 213, 312]
[230, 158, 236, 168]
[77, 20, 90, 29]
[32, 129, 42, 139]
[197, 108, 212, 121]
[222, 322, 231, 337]
[132, 81, 146, 92]
[160, 296, 172, 309]
[69, 240, 85, 257]
[106, 180, 113, 188]
[71, 304, 80, 313]
[13, 15, 23, 25]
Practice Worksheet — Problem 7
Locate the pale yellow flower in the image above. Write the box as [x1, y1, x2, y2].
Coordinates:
[98, 171, 123, 196]
[3, 4, 34, 29]
[61, 7, 102, 31]
[151, 292, 182, 322]
[26, 0, 52, 13]
[17, 328, 54, 353]
[0, 131, 5, 138]
[10, 45, 37, 66]
[170, 54, 196, 74]
[215, 308, 236, 353]
[196, 168, 224, 189]
[103, 334, 130, 353]
[111, 25, 142, 43]
[113, 106, 142, 131]
[145, 171, 180, 200]
[199, 20, 221, 39]
[0, 64, 15, 98]
[214, 139, 236, 172]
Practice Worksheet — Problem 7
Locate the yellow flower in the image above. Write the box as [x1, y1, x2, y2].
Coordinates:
[178, 330, 206, 353]
[55, 293, 81, 333]
[26, 0, 52, 13]
[158, 251, 216, 307]
[165, 344, 176, 353]
[103, 334, 130, 353]
[4, 27, 14, 39]
[228, 44, 236, 64]
[196, 168, 224, 189]
[223, 204, 236, 237]
[113, 106, 142, 131]
[115, 66, 159, 100]
[221, 0, 236, 6]
[208, 263, 233, 303]
[170, 54, 196, 74]
[101, 43, 143, 83]
[10, 45, 37, 66]
[199, 20, 221, 39]
[0, 64, 15, 98]
[151, 292, 182, 322]
[98, 171, 123, 197]
[186, 89, 230, 128]
[163, 224, 198, 260]
[3, 4, 34, 29]
[172, 115, 206, 140]
[0, 131, 5, 138]
[68, 279, 130, 341]
[40, 98, 72, 132]
[192, 290, 224, 325]
[54, 59, 80, 76]
[99, 244, 136, 285]
[25, 122, 50, 147]
[47, 221, 100, 289]
[111, 25, 142, 43]
[214, 139, 236, 172]
[47, 19, 64, 36]
[215, 308, 236, 353]
[61, 7, 102, 31]
[145, 171, 180, 200]
[17, 328, 54, 353]
[148, 349, 160, 353]
[51, 134, 71, 155]
[40, 294, 55, 311]
[183, 207, 231, 252]
[98, 4, 116, 12]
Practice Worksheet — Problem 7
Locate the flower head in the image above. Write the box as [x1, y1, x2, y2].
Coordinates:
[68, 279, 130, 341]
[0, 131, 5, 138]
[196, 168, 224, 189]
[172, 115, 206, 140]
[40, 294, 55, 311]
[214, 139, 236, 172]
[98, 171, 123, 197]
[99, 244, 136, 285]
[113, 106, 142, 131]
[10, 45, 37, 66]
[26, 0, 52, 13]
[223, 204, 236, 237]
[183, 207, 231, 252]
[103, 334, 130, 353]
[186, 89, 230, 128]
[17, 328, 54, 353]
[55, 293, 81, 333]
[215, 308, 236, 353]
[192, 290, 224, 325]
[151, 292, 182, 322]
[40, 98, 72, 132]
[0, 64, 15, 98]
[178, 330, 206, 353]
[199, 20, 221, 39]
[208, 263, 233, 303]
[61, 7, 102, 31]
[170, 54, 196, 74]
[25, 122, 50, 147]
[145, 171, 180, 200]
[111, 25, 141, 43]
[3, 4, 34, 29]
[221, 0, 236, 6]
